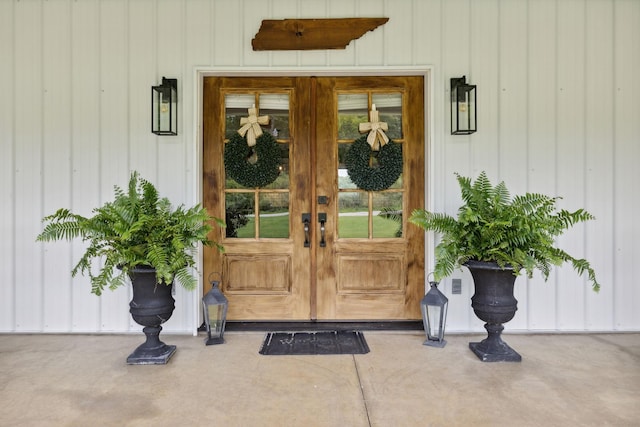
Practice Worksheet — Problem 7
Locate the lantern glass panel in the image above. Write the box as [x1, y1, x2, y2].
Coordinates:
[206, 303, 224, 336]
[450, 77, 477, 135]
[152, 79, 177, 135]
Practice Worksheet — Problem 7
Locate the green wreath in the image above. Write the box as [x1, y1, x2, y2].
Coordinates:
[224, 132, 280, 188]
[345, 136, 403, 191]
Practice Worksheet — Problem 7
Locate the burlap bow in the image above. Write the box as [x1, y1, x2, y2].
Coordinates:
[238, 107, 269, 147]
[358, 108, 389, 151]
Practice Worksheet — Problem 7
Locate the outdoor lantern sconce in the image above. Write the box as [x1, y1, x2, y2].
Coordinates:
[421, 276, 449, 348]
[202, 273, 228, 345]
[151, 77, 178, 135]
[450, 76, 477, 135]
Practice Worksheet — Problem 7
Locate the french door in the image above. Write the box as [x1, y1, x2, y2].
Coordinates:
[203, 76, 425, 321]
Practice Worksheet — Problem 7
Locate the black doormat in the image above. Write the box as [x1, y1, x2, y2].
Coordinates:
[259, 331, 370, 355]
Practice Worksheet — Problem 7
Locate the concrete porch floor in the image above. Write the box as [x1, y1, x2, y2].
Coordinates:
[1, 332, 639, 427]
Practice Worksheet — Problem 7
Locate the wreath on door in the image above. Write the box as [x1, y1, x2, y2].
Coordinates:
[224, 132, 281, 188]
[345, 136, 403, 191]
[344, 105, 403, 191]
[224, 106, 281, 188]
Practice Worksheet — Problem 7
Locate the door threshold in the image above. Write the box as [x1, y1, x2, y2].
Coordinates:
[226, 320, 423, 332]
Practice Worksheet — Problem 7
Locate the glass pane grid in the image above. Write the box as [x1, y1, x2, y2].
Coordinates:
[336, 91, 405, 240]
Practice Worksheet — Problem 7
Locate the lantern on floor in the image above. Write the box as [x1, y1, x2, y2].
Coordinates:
[421, 276, 448, 348]
[450, 76, 477, 135]
[202, 273, 228, 345]
[151, 77, 178, 135]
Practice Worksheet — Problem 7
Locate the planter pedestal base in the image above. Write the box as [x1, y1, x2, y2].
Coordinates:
[469, 323, 521, 362]
[126, 326, 176, 365]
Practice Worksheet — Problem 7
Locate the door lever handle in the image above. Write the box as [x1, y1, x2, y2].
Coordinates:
[302, 213, 311, 248]
[318, 213, 327, 247]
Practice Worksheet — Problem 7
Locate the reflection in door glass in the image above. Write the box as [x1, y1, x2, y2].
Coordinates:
[225, 192, 255, 238]
[338, 192, 368, 238]
[338, 94, 368, 140]
[259, 193, 289, 238]
[371, 93, 403, 140]
[225, 94, 255, 139]
[259, 93, 290, 139]
[373, 192, 403, 238]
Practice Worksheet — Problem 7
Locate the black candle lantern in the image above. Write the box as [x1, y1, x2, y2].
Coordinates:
[202, 273, 228, 345]
[450, 76, 477, 135]
[421, 277, 449, 348]
[152, 77, 178, 135]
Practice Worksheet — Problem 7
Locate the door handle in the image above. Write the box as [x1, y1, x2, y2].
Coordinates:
[302, 213, 311, 248]
[318, 213, 326, 247]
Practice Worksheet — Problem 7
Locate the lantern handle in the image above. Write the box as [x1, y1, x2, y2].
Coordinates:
[208, 271, 222, 287]
[427, 271, 438, 285]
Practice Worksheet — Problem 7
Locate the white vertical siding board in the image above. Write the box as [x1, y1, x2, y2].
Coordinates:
[184, 0, 213, 228]
[42, 0, 74, 332]
[70, 0, 102, 332]
[441, 0, 474, 332]
[98, 0, 132, 332]
[0, 0, 15, 332]
[497, 0, 529, 330]
[327, 0, 357, 66]
[584, 0, 615, 330]
[555, 0, 588, 330]
[213, 0, 243, 66]
[412, 0, 441, 66]
[613, 0, 640, 330]
[14, 0, 44, 332]
[157, 0, 190, 332]
[385, 0, 413, 66]
[355, 0, 385, 66]
[128, 0, 157, 181]
[469, 0, 500, 179]
[526, 0, 558, 330]
[243, 0, 271, 67]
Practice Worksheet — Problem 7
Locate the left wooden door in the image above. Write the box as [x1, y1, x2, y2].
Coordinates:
[203, 77, 313, 320]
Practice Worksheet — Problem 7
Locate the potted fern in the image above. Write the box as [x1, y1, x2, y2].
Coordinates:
[409, 172, 599, 362]
[36, 172, 224, 364]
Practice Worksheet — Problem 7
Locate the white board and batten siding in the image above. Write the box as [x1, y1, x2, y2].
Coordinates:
[1, 0, 638, 334]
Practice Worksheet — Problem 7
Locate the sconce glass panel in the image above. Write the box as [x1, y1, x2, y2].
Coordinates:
[450, 77, 477, 135]
[152, 78, 177, 135]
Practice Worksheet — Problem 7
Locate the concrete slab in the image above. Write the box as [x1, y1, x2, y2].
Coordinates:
[1, 332, 638, 426]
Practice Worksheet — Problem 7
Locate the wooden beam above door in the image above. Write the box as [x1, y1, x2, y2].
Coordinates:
[251, 18, 389, 51]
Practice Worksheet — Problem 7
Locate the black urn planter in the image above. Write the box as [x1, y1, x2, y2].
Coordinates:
[127, 266, 177, 365]
[465, 260, 521, 362]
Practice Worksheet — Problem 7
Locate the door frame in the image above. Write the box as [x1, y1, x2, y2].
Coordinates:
[190, 66, 435, 334]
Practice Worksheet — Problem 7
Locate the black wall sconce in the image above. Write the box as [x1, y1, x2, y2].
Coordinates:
[152, 77, 178, 135]
[450, 76, 477, 135]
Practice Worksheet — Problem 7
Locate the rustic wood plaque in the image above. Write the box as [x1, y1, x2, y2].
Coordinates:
[251, 17, 389, 51]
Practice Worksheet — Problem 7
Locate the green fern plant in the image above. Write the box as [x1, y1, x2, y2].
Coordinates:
[36, 172, 224, 295]
[409, 172, 600, 291]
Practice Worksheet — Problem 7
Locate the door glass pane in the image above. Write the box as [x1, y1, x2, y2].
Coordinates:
[338, 143, 356, 189]
[372, 93, 403, 140]
[259, 93, 290, 139]
[373, 193, 403, 238]
[225, 192, 255, 238]
[338, 94, 368, 140]
[259, 193, 289, 238]
[338, 192, 368, 238]
[225, 94, 255, 139]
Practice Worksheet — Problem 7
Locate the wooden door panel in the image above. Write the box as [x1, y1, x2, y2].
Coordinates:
[203, 77, 311, 320]
[314, 76, 425, 320]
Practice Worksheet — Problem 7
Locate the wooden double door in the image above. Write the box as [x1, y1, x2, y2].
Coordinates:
[203, 76, 424, 321]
